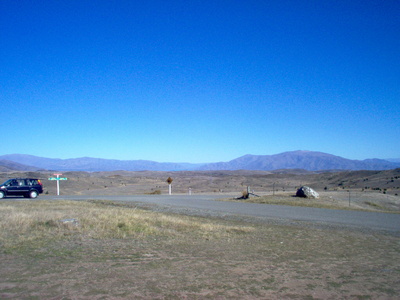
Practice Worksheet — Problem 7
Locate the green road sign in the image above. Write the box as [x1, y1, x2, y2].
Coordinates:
[48, 177, 68, 180]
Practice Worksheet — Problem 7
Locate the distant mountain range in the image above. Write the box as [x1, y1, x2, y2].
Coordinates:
[0, 151, 399, 172]
[0, 159, 45, 172]
[0, 154, 202, 172]
[197, 151, 400, 171]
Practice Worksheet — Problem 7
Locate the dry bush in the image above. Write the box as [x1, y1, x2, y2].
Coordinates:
[147, 189, 162, 195]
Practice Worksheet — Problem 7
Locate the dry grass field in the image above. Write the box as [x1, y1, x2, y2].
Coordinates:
[0, 199, 399, 299]
[0, 170, 399, 298]
[1, 169, 399, 213]
[1, 168, 400, 196]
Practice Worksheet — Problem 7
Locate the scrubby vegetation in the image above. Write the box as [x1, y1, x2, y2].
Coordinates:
[0, 199, 399, 299]
[0, 200, 254, 254]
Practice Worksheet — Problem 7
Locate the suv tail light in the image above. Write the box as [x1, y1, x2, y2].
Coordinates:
[38, 180, 42, 185]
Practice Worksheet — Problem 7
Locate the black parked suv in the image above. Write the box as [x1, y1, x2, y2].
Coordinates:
[0, 178, 43, 198]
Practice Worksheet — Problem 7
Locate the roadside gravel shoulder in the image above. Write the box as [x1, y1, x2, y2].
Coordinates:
[117, 200, 400, 237]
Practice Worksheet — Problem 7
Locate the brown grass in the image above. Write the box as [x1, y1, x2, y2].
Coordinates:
[0, 200, 254, 253]
[0, 199, 399, 299]
[228, 192, 400, 212]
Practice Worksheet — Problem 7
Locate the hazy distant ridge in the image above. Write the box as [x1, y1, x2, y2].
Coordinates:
[0, 154, 202, 172]
[0, 151, 399, 172]
[198, 151, 400, 171]
[0, 159, 45, 172]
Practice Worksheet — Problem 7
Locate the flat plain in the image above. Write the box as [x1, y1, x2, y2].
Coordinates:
[0, 169, 399, 299]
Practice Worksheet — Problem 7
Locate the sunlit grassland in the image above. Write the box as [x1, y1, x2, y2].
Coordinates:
[0, 200, 254, 254]
[1, 199, 399, 298]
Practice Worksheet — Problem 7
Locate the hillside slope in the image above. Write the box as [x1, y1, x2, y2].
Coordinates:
[1, 151, 399, 172]
[198, 151, 400, 171]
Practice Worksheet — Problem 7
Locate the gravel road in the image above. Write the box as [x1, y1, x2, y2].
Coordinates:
[49, 194, 400, 234]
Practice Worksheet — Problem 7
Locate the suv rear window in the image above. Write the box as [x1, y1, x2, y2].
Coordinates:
[26, 179, 39, 185]
[16, 179, 26, 186]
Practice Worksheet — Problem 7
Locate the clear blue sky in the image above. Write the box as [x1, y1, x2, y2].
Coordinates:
[1, 0, 399, 163]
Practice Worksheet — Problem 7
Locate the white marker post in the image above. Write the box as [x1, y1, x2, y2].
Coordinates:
[54, 173, 62, 196]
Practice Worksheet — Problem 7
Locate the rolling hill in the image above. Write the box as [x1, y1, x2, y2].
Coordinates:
[198, 151, 400, 171]
[0, 151, 399, 172]
[0, 154, 202, 172]
[0, 159, 45, 172]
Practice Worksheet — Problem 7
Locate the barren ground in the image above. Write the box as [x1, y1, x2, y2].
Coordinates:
[0, 170, 399, 299]
[2, 168, 400, 197]
[0, 207, 398, 299]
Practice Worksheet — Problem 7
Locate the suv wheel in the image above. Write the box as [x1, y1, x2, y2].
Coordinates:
[0, 191, 5, 199]
[29, 190, 38, 198]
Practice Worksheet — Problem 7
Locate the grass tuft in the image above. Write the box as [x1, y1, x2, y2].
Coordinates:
[0, 200, 254, 254]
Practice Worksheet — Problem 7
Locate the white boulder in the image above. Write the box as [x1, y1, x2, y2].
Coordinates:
[296, 186, 319, 199]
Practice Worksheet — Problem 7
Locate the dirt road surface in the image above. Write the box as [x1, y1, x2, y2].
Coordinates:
[51, 194, 400, 233]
